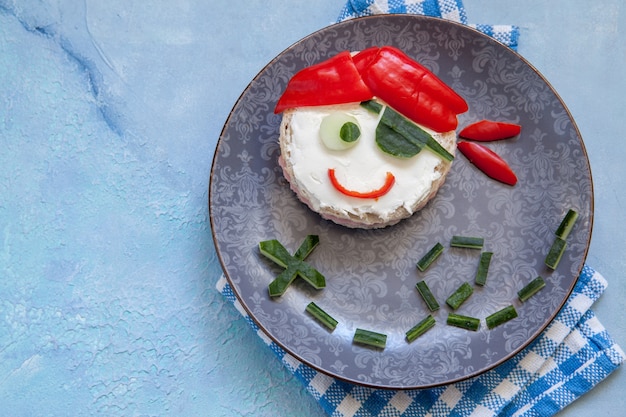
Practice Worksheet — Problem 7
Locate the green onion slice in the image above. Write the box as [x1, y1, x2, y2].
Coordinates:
[545, 237, 567, 270]
[406, 315, 436, 342]
[417, 242, 444, 272]
[518, 276, 546, 302]
[447, 313, 480, 331]
[446, 282, 474, 310]
[353, 328, 387, 349]
[555, 209, 578, 239]
[486, 305, 518, 329]
[416, 280, 440, 311]
[450, 235, 484, 249]
[475, 252, 493, 286]
[305, 302, 338, 331]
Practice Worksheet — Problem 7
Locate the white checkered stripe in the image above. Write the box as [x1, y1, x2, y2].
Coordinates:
[217, 264, 623, 417]
[337, 0, 518, 49]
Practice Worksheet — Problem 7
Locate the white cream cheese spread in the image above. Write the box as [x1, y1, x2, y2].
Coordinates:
[281, 102, 456, 223]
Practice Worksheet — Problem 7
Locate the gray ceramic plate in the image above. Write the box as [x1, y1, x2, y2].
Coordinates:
[209, 15, 592, 389]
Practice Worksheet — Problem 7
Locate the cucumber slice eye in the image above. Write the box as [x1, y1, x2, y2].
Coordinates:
[319, 112, 361, 150]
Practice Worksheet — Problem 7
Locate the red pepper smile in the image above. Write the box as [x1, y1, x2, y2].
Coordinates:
[328, 168, 395, 199]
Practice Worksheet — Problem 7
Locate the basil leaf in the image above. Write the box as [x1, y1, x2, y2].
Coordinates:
[375, 122, 422, 158]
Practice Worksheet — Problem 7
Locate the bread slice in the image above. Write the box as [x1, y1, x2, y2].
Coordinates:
[278, 105, 457, 229]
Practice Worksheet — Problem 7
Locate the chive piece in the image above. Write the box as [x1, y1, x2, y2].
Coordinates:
[475, 252, 493, 286]
[340, 122, 361, 143]
[260, 239, 295, 267]
[447, 313, 480, 331]
[267, 269, 299, 297]
[486, 305, 518, 329]
[446, 282, 474, 310]
[417, 242, 444, 272]
[555, 209, 578, 239]
[545, 237, 567, 270]
[360, 100, 383, 114]
[416, 280, 440, 311]
[353, 328, 387, 349]
[305, 302, 338, 331]
[292, 235, 320, 260]
[450, 235, 484, 249]
[406, 315, 436, 342]
[518, 276, 546, 302]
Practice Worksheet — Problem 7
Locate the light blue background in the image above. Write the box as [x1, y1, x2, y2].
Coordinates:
[0, 1, 624, 416]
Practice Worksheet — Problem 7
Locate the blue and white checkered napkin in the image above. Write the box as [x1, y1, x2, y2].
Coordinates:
[338, 0, 519, 49]
[216, 2, 624, 416]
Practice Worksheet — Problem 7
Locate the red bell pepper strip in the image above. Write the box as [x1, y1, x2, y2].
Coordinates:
[328, 168, 395, 199]
[457, 141, 518, 186]
[274, 51, 373, 113]
[459, 120, 522, 141]
[352, 46, 381, 74]
[359, 46, 468, 132]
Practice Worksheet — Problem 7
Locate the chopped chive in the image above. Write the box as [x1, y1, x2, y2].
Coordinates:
[360, 100, 383, 114]
[475, 252, 493, 286]
[447, 313, 480, 331]
[445, 282, 474, 310]
[416, 280, 440, 311]
[518, 276, 546, 302]
[555, 209, 578, 239]
[292, 234, 320, 260]
[406, 315, 436, 342]
[353, 328, 387, 349]
[545, 237, 567, 270]
[417, 242, 444, 271]
[305, 302, 338, 331]
[486, 305, 518, 329]
[450, 235, 484, 249]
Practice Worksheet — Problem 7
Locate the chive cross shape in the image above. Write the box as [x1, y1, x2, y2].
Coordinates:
[259, 235, 326, 297]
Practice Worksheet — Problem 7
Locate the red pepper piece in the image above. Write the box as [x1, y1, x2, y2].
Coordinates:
[274, 51, 373, 113]
[352, 46, 380, 74]
[457, 141, 518, 186]
[359, 46, 468, 132]
[328, 168, 395, 199]
[459, 120, 522, 141]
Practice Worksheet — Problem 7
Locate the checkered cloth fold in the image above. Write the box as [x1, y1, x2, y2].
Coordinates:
[216, 2, 624, 415]
[217, 265, 623, 417]
[337, 0, 520, 49]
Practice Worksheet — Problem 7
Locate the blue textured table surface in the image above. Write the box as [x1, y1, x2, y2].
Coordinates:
[1, 1, 624, 416]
